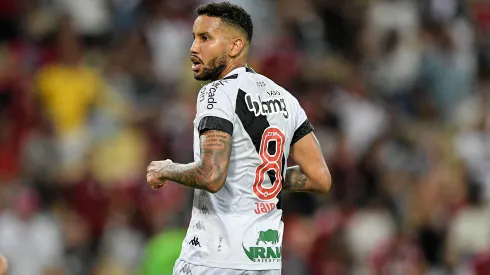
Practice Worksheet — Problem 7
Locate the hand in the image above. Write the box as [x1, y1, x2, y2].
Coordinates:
[0, 254, 7, 275]
[147, 159, 173, 190]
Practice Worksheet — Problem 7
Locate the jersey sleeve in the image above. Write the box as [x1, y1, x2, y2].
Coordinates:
[196, 81, 235, 136]
[291, 96, 314, 145]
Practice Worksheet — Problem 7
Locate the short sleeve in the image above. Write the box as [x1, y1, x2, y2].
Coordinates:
[196, 80, 235, 136]
[291, 96, 314, 145]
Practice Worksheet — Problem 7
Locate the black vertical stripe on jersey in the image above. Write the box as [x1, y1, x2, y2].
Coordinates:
[235, 89, 285, 210]
[236, 89, 268, 153]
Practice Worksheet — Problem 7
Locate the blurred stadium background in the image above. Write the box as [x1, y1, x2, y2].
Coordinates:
[1, 0, 490, 274]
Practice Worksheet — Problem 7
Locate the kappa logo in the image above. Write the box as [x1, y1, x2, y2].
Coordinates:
[189, 237, 201, 247]
[199, 79, 229, 109]
[193, 221, 205, 231]
[245, 94, 289, 119]
[200, 205, 209, 215]
[180, 264, 192, 274]
[200, 191, 209, 198]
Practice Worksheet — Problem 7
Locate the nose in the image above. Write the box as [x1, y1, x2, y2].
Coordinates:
[190, 39, 199, 54]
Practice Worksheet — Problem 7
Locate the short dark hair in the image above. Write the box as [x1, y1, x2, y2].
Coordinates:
[196, 1, 253, 44]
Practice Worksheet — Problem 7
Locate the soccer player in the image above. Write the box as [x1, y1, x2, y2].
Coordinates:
[146, 2, 331, 274]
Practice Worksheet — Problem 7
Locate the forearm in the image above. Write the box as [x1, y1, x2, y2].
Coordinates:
[283, 165, 330, 193]
[158, 130, 232, 193]
[160, 161, 223, 192]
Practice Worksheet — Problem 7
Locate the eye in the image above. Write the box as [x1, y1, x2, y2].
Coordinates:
[201, 35, 210, 41]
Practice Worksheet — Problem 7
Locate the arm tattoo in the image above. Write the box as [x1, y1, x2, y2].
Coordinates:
[160, 130, 232, 192]
[283, 166, 308, 191]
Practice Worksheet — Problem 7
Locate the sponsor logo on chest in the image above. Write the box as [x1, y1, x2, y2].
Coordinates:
[245, 94, 289, 119]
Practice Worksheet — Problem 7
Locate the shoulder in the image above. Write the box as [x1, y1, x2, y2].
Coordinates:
[197, 75, 243, 108]
[259, 74, 298, 104]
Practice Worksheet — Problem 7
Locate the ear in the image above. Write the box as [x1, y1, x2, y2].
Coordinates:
[229, 38, 245, 57]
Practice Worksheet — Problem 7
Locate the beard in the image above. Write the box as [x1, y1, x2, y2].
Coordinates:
[194, 53, 227, 81]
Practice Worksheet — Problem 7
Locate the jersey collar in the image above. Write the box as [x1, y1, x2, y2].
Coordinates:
[222, 66, 256, 78]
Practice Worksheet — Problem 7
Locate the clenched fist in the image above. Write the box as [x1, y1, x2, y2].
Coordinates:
[0, 254, 7, 275]
[147, 159, 173, 190]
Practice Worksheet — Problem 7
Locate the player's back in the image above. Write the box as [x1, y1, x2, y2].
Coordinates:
[179, 67, 311, 270]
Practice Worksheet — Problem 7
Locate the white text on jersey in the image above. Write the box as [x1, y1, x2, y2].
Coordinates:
[199, 79, 230, 109]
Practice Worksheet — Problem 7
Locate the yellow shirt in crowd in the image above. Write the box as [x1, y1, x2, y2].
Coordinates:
[36, 64, 104, 135]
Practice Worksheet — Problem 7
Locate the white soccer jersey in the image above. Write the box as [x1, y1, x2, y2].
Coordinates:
[177, 66, 313, 270]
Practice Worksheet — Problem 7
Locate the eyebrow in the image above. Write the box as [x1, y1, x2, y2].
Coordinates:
[193, 32, 211, 37]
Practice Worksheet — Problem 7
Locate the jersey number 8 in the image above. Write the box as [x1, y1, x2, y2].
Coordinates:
[253, 127, 285, 200]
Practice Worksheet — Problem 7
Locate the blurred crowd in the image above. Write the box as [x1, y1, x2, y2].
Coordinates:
[1, 0, 490, 274]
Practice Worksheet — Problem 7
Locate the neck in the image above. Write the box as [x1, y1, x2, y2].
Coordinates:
[217, 59, 247, 80]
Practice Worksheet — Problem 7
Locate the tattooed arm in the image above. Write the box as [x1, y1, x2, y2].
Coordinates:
[283, 132, 331, 193]
[283, 166, 308, 191]
[147, 130, 232, 193]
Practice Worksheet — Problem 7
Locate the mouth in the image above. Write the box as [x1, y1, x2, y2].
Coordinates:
[190, 56, 202, 72]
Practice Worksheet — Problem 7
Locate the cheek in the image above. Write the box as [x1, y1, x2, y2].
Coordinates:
[202, 41, 226, 63]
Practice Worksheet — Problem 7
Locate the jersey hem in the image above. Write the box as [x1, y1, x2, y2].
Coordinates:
[178, 256, 282, 270]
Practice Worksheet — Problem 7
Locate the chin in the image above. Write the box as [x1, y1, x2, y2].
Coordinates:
[193, 74, 205, 81]
[194, 73, 209, 81]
